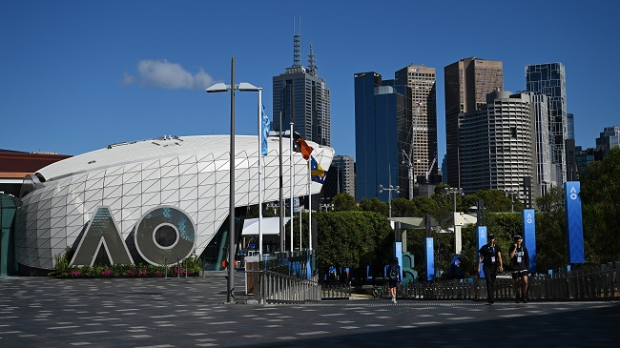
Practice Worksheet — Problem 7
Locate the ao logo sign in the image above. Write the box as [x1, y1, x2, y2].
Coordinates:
[569, 186, 578, 200]
[69, 206, 196, 267]
[526, 213, 533, 224]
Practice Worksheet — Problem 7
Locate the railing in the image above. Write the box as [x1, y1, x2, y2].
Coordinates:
[321, 281, 352, 300]
[245, 269, 322, 304]
[397, 260, 620, 301]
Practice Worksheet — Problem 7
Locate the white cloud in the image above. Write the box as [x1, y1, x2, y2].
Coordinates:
[126, 60, 216, 89]
[122, 72, 136, 85]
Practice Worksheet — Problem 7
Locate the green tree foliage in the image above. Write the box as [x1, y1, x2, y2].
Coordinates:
[533, 186, 571, 271]
[314, 211, 392, 270]
[462, 189, 523, 213]
[580, 147, 620, 264]
[331, 192, 359, 212]
[359, 197, 388, 216]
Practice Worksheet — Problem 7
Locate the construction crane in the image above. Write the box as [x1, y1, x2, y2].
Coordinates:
[425, 157, 437, 184]
[401, 102, 423, 200]
[402, 149, 415, 200]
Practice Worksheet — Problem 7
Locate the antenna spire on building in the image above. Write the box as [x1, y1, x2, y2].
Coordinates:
[293, 17, 302, 67]
[307, 44, 317, 76]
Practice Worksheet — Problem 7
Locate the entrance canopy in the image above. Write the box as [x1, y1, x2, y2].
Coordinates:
[242, 217, 290, 236]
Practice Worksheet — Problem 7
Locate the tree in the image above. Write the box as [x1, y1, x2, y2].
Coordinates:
[315, 211, 393, 279]
[331, 192, 358, 212]
[359, 197, 388, 216]
[580, 147, 620, 264]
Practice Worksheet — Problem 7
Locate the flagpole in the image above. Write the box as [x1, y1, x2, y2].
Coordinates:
[289, 122, 294, 253]
[257, 89, 263, 258]
[308, 158, 312, 250]
[299, 197, 302, 251]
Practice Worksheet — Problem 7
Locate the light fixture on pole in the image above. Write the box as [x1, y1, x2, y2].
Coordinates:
[238, 83, 264, 257]
[205, 58, 260, 304]
[447, 187, 463, 254]
[319, 203, 334, 212]
[505, 190, 519, 212]
[378, 178, 399, 218]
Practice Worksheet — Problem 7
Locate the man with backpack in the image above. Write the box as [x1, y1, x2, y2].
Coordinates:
[388, 257, 401, 303]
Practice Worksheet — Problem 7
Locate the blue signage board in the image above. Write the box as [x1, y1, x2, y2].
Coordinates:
[425, 238, 434, 281]
[394, 241, 403, 279]
[476, 226, 487, 277]
[522, 209, 537, 274]
[564, 182, 585, 264]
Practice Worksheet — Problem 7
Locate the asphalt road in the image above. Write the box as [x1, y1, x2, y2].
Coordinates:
[1, 273, 618, 347]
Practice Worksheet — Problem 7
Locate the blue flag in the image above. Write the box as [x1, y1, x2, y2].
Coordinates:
[261, 104, 270, 156]
[310, 156, 325, 183]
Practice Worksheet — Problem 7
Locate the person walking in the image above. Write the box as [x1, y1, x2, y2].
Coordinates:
[509, 235, 530, 303]
[478, 233, 503, 304]
[388, 257, 401, 303]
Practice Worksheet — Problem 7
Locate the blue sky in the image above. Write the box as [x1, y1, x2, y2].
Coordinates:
[2, 1, 618, 165]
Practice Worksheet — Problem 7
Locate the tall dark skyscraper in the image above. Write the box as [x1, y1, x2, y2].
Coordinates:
[526, 62, 567, 183]
[354, 72, 410, 202]
[395, 64, 438, 190]
[273, 34, 330, 146]
[444, 57, 503, 188]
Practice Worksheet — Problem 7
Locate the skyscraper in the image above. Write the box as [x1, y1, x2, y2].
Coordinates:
[444, 57, 503, 188]
[596, 126, 620, 157]
[526, 63, 567, 183]
[354, 72, 410, 202]
[273, 35, 331, 146]
[532, 93, 555, 194]
[395, 64, 438, 188]
[321, 155, 355, 202]
[459, 91, 536, 196]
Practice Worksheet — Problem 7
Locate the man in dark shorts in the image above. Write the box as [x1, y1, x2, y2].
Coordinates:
[388, 257, 401, 303]
[478, 233, 503, 304]
[509, 235, 530, 303]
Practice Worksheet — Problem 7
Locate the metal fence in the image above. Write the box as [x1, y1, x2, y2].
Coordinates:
[396, 261, 620, 301]
[245, 269, 322, 304]
[244, 261, 619, 304]
[321, 281, 352, 300]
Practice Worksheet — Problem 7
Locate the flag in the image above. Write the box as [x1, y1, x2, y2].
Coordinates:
[310, 156, 325, 184]
[293, 133, 313, 160]
[261, 104, 270, 156]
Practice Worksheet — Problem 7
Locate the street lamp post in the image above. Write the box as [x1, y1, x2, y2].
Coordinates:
[447, 187, 463, 254]
[379, 174, 400, 257]
[505, 190, 519, 212]
[319, 203, 334, 212]
[378, 184, 399, 218]
[206, 57, 261, 304]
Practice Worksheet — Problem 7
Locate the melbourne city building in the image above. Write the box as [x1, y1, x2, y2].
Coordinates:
[444, 57, 503, 188]
[459, 91, 536, 196]
[394, 64, 438, 189]
[526, 62, 568, 184]
[354, 72, 410, 202]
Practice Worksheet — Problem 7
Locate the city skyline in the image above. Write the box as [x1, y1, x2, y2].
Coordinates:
[2, 1, 619, 165]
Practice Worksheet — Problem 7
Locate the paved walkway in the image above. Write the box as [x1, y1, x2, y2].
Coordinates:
[1, 273, 618, 347]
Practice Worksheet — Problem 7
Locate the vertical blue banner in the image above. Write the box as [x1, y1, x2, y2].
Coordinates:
[564, 182, 585, 264]
[522, 209, 537, 274]
[476, 226, 487, 278]
[425, 238, 434, 281]
[394, 241, 403, 279]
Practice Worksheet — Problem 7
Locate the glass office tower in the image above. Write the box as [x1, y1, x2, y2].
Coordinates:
[526, 62, 567, 183]
[354, 72, 410, 202]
